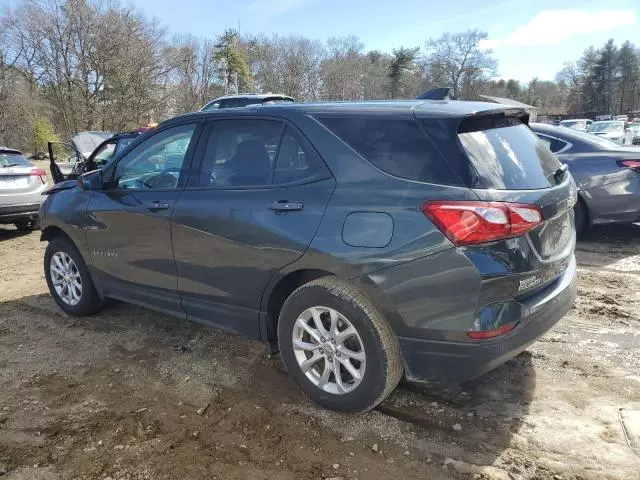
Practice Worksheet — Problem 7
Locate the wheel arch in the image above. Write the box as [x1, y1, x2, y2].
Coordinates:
[261, 268, 336, 343]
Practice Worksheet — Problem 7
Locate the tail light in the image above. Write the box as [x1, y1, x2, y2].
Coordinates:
[619, 160, 640, 172]
[30, 168, 47, 184]
[467, 321, 518, 340]
[421, 201, 543, 246]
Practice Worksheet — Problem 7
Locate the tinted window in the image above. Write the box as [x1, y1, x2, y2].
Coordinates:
[458, 119, 561, 190]
[115, 123, 196, 189]
[273, 126, 325, 184]
[0, 152, 31, 168]
[198, 120, 282, 187]
[536, 134, 554, 150]
[317, 116, 461, 185]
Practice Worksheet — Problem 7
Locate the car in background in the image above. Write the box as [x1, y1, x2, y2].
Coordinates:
[531, 123, 640, 233]
[587, 120, 627, 143]
[39, 100, 577, 412]
[559, 119, 592, 132]
[48, 130, 147, 183]
[53, 131, 112, 178]
[0, 146, 48, 231]
[199, 93, 294, 112]
[623, 123, 640, 146]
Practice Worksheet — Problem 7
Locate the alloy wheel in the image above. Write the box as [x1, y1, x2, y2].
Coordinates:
[292, 306, 366, 395]
[50, 252, 82, 306]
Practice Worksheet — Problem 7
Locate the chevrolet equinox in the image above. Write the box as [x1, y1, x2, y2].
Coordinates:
[39, 100, 578, 412]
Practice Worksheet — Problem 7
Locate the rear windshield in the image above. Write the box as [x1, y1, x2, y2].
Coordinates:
[316, 115, 463, 185]
[457, 117, 561, 190]
[0, 152, 31, 168]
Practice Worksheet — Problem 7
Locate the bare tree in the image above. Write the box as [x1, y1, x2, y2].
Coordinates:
[423, 30, 497, 99]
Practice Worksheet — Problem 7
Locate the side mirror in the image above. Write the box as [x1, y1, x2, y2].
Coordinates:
[77, 170, 103, 190]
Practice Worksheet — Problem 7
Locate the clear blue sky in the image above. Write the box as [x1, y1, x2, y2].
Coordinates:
[2, 0, 638, 82]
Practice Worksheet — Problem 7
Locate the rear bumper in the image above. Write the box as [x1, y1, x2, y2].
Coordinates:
[0, 203, 42, 223]
[399, 255, 577, 384]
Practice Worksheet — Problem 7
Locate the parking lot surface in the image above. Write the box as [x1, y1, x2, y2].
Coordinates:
[1, 224, 639, 480]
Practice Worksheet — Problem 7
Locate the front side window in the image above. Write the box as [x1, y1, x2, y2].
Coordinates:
[114, 123, 196, 189]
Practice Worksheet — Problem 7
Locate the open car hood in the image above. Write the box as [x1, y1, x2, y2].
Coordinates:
[70, 131, 112, 158]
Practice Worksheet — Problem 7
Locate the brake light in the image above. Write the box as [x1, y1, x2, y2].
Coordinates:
[421, 201, 543, 246]
[620, 160, 640, 172]
[467, 321, 518, 340]
[30, 168, 47, 184]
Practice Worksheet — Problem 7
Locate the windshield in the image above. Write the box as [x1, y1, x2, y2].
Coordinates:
[0, 152, 31, 168]
[589, 122, 623, 133]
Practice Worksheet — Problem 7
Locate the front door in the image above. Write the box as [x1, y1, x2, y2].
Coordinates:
[85, 122, 201, 316]
[172, 119, 335, 338]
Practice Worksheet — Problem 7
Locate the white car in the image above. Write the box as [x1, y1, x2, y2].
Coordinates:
[587, 121, 627, 144]
[559, 119, 592, 132]
[0, 147, 48, 231]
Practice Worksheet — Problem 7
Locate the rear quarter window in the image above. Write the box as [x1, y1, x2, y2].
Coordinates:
[457, 118, 561, 190]
[316, 115, 463, 185]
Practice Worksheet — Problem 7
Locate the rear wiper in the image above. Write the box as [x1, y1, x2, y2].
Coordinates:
[553, 163, 568, 182]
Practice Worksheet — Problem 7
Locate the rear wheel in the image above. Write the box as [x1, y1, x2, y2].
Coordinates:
[574, 198, 588, 236]
[44, 237, 103, 316]
[277, 277, 403, 412]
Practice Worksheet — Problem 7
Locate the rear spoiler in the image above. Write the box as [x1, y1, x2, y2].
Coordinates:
[459, 108, 530, 132]
[416, 87, 453, 101]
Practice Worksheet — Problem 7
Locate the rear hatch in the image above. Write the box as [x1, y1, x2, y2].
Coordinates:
[0, 151, 47, 205]
[418, 109, 576, 295]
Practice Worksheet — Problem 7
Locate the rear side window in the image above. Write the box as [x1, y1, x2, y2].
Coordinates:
[317, 116, 462, 185]
[458, 117, 561, 190]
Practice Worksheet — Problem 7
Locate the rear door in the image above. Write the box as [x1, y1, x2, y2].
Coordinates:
[172, 117, 335, 338]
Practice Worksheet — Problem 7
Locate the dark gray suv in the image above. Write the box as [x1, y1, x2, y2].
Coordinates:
[39, 101, 578, 412]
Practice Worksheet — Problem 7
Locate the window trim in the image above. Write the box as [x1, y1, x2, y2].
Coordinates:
[104, 120, 203, 192]
[187, 116, 333, 191]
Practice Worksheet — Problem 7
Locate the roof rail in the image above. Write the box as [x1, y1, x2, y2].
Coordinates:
[416, 87, 452, 101]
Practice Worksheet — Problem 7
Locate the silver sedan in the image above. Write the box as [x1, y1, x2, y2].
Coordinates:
[0, 147, 48, 231]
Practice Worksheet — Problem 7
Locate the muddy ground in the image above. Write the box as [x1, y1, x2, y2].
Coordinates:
[1, 222, 639, 480]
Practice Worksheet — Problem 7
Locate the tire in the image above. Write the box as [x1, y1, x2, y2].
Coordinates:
[574, 198, 588, 236]
[14, 219, 35, 232]
[44, 236, 103, 316]
[277, 277, 403, 412]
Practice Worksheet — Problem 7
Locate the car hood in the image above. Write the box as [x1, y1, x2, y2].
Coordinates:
[71, 131, 112, 158]
[43, 179, 77, 195]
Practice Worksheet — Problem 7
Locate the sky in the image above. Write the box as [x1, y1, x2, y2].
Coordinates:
[1, 0, 638, 82]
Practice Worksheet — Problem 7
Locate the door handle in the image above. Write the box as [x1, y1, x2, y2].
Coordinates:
[145, 201, 171, 211]
[269, 200, 303, 212]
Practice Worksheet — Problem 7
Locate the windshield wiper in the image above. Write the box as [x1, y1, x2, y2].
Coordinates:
[1, 163, 23, 168]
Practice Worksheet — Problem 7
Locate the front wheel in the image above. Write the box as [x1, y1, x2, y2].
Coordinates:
[277, 277, 403, 412]
[44, 237, 103, 316]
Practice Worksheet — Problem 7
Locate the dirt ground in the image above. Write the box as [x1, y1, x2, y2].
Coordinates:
[1, 222, 639, 480]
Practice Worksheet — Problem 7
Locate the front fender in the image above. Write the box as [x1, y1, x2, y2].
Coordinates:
[39, 187, 93, 262]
